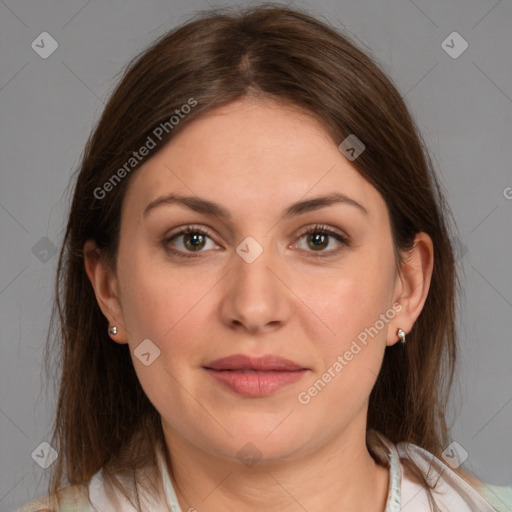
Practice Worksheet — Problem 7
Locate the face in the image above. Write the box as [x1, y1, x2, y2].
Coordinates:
[98, 97, 409, 464]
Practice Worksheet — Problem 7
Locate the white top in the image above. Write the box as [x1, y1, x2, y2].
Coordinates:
[16, 434, 510, 511]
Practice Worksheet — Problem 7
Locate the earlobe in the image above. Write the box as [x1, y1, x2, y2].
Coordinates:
[389, 232, 434, 346]
[83, 240, 128, 344]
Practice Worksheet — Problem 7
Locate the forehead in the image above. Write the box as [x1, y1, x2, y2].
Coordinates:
[122, 97, 387, 224]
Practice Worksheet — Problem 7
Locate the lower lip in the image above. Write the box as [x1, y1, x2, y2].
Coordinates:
[205, 369, 307, 397]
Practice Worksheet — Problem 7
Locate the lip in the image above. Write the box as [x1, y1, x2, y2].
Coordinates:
[205, 354, 305, 371]
[203, 354, 308, 397]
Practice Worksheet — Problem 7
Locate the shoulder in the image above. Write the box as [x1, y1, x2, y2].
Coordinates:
[476, 483, 512, 512]
[14, 452, 168, 512]
[396, 441, 511, 512]
[13, 484, 94, 512]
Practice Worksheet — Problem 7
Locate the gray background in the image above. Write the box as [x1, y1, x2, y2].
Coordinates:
[1, 0, 511, 510]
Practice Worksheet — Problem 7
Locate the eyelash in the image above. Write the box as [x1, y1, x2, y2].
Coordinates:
[162, 224, 351, 259]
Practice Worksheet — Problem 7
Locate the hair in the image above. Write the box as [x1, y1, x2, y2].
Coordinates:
[41, 3, 482, 511]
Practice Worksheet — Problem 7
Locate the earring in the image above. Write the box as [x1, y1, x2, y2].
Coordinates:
[108, 326, 117, 336]
[397, 328, 406, 344]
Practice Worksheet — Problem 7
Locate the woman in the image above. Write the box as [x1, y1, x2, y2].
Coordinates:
[15, 4, 511, 512]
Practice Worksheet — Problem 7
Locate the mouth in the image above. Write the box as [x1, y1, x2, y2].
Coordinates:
[203, 354, 309, 397]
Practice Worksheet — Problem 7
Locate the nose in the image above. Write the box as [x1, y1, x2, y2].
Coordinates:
[218, 239, 292, 335]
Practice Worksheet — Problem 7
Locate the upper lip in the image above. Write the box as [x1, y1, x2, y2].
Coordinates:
[204, 354, 307, 371]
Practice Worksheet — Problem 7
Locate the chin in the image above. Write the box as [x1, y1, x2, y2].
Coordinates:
[224, 426, 309, 464]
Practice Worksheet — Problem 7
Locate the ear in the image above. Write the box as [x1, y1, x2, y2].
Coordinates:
[387, 232, 434, 346]
[83, 240, 128, 344]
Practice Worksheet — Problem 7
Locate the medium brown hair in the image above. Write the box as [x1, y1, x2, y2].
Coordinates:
[43, 3, 479, 510]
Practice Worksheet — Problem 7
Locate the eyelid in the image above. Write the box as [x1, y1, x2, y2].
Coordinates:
[294, 223, 348, 241]
[164, 223, 216, 240]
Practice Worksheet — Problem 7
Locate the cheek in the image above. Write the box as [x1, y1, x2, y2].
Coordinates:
[307, 260, 392, 347]
[118, 255, 212, 360]
[117, 261, 209, 403]
[301, 252, 394, 393]
[297, 276, 388, 415]
[320, 283, 386, 384]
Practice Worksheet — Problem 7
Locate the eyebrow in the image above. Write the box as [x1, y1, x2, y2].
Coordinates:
[143, 192, 369, 220]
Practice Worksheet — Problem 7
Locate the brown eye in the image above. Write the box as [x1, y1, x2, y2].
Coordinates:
[293, 224, 350, 257]
[163, 226, 218, 259]
[181, 232, 207, 251]
[307, 232, 329, 251]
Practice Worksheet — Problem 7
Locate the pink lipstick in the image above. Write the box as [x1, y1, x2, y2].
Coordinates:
[204, 354, 308, 397]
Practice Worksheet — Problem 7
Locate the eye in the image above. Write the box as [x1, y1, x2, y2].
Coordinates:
[162, 223, 351, 259]
[162, 225, 219, 259]
[291, 224, 350, 257]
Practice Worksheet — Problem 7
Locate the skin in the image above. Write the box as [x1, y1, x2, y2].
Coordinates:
[85, 96, 434, 511]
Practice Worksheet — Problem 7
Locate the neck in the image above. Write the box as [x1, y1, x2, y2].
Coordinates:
[162, 424, 390, 511]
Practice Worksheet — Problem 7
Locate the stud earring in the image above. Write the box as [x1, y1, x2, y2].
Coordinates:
[397, 328, 406, 344]
[108, 326, 117, 336]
